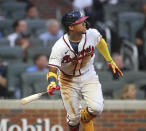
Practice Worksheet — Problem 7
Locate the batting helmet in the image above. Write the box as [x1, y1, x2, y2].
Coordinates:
[61, 10, 88, 32]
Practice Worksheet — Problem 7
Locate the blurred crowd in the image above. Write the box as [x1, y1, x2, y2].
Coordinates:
[0, 0, 146, 99]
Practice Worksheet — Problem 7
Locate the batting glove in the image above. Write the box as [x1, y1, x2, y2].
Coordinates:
[108, 60, 123, 80]
[46, 72, 60, 95]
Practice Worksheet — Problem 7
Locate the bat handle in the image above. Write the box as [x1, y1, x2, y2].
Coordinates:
[48, 86, 60, 95]
[41, 92, 48, 95]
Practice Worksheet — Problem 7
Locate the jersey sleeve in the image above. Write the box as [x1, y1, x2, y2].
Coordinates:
[88, 29, 102, 46]
[48, 44, 62, 68]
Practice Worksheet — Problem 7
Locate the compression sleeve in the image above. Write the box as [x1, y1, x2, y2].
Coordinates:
[96, 38, 112, 63]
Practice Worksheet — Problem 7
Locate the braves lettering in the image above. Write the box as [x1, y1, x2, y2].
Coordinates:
[62, 46, 94, 64]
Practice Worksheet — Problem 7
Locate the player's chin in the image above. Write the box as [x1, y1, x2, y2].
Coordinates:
[82, 28, 86, 34]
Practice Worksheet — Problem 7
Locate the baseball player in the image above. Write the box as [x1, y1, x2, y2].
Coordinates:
[46, 10, 123, 131]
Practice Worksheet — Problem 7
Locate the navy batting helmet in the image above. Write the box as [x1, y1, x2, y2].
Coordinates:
[61, 10, 88, 32]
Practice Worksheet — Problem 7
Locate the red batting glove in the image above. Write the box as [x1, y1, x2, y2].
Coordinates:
[108, 60, 123, 80]
[47, 81, 60, 95]
[47, 86, 60, 95]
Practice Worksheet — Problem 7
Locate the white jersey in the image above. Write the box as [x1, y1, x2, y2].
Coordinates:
[48, 28, 101, 76]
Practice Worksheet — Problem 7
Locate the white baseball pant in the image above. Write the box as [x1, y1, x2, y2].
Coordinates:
[59, 70, 104, 126]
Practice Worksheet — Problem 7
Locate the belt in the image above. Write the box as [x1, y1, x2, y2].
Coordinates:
[60, 68, 90, 77]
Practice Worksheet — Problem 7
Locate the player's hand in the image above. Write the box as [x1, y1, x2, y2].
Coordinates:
[47, 81, 59, 95]
[46, 72, 60, 95]
[108, 60, 123, 80]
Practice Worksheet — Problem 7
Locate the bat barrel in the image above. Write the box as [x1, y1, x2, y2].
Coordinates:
[21, 92, 46, 105]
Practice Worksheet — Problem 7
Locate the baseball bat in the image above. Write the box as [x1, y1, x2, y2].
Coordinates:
[21, 86, 60, 105]
[21, 92, 47, 105]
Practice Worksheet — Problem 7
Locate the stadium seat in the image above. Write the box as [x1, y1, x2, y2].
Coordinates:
[136, 89, 145, 99]
[97, 71, 113, 83]
[0, 0, 16, 3]
[33, 82, 61, 99]
[29, 38, 56, 47]
[144, 30, 146, 53]
[123, 71, 146, 83]
[11, 11, 26, 20]
[113, 75, 146, 100]
[1, 2, 27, 17]
[45, 39, 57, 47]
[26, 47, 52, 62]
[26, 19, 46, 35]
[118, 12, 145, 42]
[0, 47, 23, 64]
[124, 0, 143, 8]
[113, 86, 145, 99]
[7, 63, 32, 91]
[29, 37, 43, 47]
[21, 72, 46, 97]
[130, 21, 145, 43]
[21, 72, 61, 99]
[124, 0, 142, 11]
[0, 38, 10, 46]
[36, 28, 46, 36]
[0, 19, 14, 36]
[102, 80, 126, 99]
[0, 10, 7, 17]
[104, 4, 132, 29]
[135, 79, 146, 88]
[120, 40, 138, 71]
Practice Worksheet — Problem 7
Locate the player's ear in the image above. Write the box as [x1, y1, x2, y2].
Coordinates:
[68, 25, 74, 31]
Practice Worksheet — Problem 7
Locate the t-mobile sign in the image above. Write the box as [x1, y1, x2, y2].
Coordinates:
[0, 118, 64, 131]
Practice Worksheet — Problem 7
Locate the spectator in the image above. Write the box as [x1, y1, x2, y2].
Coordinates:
[136, 17, 146, 70]
[108, 0, 118, 4]
[108, 0, 124, 5]
[25, 4, 39, 20]
[7, 19, 27, 47]
[0, 56, 11, 98]
[0, 12, 5, 21]
[73, 0, 106, 27]
[26, 54, 48, 72]
[16, 33, 31, 50]
[15, 32, 32, 61]
[141, 1, 146, 15]
[90, 0, 108, 26]
[120, 84, 137, 100]
[72, 0, 94, 27]
[73, 0, 93, 10]
[16, 0, 32, 4]
[39, 19, 63, 46]
[140, 85, 146, 99]
[112, 53, 129, 71]
[0, 32, 3, 38]
[110, 28, 122, 53]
